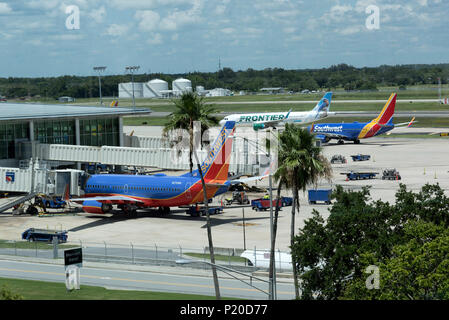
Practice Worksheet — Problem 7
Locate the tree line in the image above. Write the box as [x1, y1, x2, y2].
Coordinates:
[1, 63, 448, 99]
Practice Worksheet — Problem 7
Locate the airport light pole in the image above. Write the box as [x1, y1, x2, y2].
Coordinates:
[232, 135, 277, 300]
[93, 66, 107, 106]
[126, 66, 140, 110]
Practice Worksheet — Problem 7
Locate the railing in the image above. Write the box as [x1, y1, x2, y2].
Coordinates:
[0, 240, 290, 273]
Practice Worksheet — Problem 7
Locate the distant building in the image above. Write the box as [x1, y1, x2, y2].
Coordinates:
[143, 79, 169, 98]
[58, 96, 75, 103]
[172, 78, 193, 97]
[206, 88, 232, 97]
[118, 82, 144, 99]
[260, 88, 285, 94]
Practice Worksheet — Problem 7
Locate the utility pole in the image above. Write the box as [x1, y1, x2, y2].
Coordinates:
[93, 66, 107, 106]
[126, 66, 140, 110]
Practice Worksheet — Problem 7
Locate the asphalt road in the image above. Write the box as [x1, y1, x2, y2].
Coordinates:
[0, 258, 295, 300]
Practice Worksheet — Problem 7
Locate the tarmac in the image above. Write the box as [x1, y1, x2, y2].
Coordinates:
[0, 127, 448, 254]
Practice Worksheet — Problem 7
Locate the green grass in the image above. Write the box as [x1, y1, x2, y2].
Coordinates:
[123, 115, 449, 128]
[0, 277, 228, 300]
[0, 240, 78, 250]
[183, 253, 248, 264]
[123, 116, 171, 126]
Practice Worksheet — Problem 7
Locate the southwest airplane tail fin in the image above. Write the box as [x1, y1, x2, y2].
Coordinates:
[312, 92, 333, 113]
[373, 93, 397, 125]
[182, 121, 236, 180]
[201, 121, 236, 181]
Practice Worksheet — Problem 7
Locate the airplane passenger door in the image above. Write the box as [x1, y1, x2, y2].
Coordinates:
[124, 184, 129, 194]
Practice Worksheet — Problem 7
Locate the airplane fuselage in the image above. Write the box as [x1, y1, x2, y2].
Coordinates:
[83, 174, 230, 208]
[312, 121, 394, 142]
[222, 111, 328, 127]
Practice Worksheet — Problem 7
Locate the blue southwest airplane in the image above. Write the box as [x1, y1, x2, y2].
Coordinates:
[72, 121, 261, 215]
[309, 93, 415, 144]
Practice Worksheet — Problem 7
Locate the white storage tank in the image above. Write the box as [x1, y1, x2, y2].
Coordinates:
[119, 82, 144, 99]
[143, 79, 169, 98]
[172, 78, 192, 96]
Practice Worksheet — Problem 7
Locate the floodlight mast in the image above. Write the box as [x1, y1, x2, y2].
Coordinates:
[126, 66, 140, 110]
[93, 66, 107, 106]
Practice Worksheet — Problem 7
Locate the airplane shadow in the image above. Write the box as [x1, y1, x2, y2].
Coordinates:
[70, 208, 282, 232]
[324, 141, 407, 147]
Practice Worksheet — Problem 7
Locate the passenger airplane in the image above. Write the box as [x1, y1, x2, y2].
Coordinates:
[73, 121, 257, 215]
[219, 92, 333, 131]
[309, 93, 416, 144]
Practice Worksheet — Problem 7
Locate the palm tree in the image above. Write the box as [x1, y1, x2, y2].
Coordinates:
[164, 91, 221, 299]
[274, 124, 332, 299]
[163, 91, 219, 173]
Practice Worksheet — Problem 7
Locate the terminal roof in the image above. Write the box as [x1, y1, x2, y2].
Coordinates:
[0, 103, 151, 121]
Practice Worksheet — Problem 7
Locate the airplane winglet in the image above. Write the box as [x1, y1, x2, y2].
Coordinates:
[407, 117, 416, 128]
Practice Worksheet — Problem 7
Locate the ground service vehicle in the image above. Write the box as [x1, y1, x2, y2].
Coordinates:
[251, 198, 283, 211]
[281, 197, 293, 206]
[331, 155, 347, 164]
[382, 169, 401, 180]
[342, 171, 378, 180]
[308, 189, 332, 205]
[350, 154, 371, 161]
[21, 228, 68, 243]
[225, 191, 250, 205]
[186, 206, 223, 217]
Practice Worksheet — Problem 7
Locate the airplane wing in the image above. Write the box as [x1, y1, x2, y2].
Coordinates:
[230, 175, 269, 185]
[395, 117, 417, 128]
[70, 195, 145, 203]
[385, 117, 417, 135]
[315, 132, 351, 140]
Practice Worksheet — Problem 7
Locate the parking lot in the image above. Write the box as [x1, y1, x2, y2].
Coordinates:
[1, 133, 449, 253]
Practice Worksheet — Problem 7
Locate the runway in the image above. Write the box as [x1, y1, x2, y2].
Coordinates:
[147, 111, 449, 118]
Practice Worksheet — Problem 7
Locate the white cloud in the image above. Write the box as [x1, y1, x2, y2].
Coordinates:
[135, 10, 161, 31]
[89, 6, 106, 24]
[147, 33, 163, 44]
[132, 0, 203, 32]
[221, 27, 235, 34]
[110, 0, 197, 10]
[105, 24, 130, 37]
[0, 2, 12, 14]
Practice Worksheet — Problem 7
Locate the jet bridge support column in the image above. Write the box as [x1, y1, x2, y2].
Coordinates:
[75, 119, 81, 170]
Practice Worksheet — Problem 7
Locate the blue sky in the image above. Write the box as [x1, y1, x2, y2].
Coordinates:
[0, 0, 447, 77]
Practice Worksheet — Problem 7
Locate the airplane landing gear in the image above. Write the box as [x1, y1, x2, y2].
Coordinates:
[354, 139, 360, 144]
[338, 140, 345, 145]
[158, 207, 170, 215]
[120, 204, 138, 216]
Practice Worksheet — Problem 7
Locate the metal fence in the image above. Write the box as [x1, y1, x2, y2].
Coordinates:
[0, 240, 292, 272]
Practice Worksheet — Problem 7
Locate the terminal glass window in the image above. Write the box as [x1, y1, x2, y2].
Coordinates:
[34, 120, 75, 145]
[0, 122, 30, 159]
[80, 118, 119, 147]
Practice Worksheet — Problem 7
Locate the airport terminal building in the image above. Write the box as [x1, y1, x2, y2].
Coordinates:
[0, 103, 151, 167]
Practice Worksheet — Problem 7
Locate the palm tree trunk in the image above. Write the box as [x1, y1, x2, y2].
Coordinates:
[291, 178, 300, 299]
[194, 152, 220, 300]
[269, 180, 282, 300]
